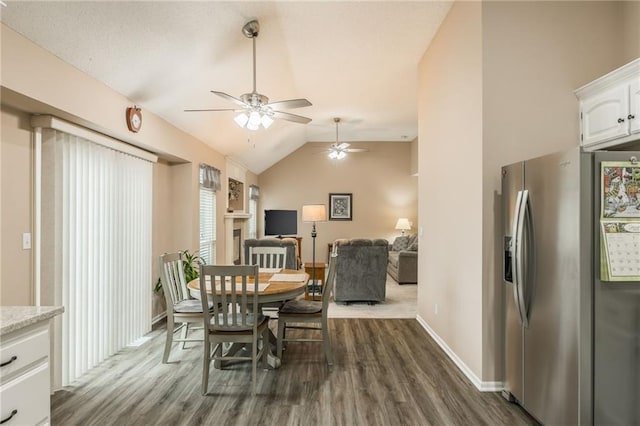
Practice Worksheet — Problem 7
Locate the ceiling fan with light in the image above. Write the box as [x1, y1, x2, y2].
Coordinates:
[326, 118, 368, 160]
[185, 20, 312, 130]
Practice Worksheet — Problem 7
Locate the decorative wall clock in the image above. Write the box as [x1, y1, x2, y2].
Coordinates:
[126, 106, 142, 133]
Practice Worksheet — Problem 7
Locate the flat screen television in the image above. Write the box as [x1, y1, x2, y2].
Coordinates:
[264, 209, 297, 236]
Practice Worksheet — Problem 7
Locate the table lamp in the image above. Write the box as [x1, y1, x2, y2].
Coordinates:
[302, 204, 327, 298]
[395, 218, 412, 236]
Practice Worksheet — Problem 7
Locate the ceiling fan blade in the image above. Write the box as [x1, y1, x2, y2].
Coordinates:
[210, 91, 248, 107]
[337, 142, 350, 149]
[345, 148, 369, 153]
[184, 108, 239, 112]
[272, 110, 312, 124]
[265, 98, 312, 110]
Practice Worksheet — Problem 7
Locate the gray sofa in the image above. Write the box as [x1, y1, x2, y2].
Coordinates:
[243, 238, 298, 269]
[333, 238, 388, 304]
[387, 235, 418, 284]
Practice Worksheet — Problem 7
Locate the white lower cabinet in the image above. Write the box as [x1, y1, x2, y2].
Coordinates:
[0, 322, 51, 426]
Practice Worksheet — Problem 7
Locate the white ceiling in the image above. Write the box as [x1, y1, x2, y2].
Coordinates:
[1, 1, 451, 173]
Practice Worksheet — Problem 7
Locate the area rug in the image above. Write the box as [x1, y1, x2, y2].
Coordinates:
[327, 274, 417, 319]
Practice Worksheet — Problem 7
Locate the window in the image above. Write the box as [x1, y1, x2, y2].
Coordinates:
[248, 185, 260, 239]
[199, 164, 220, 264]
[199, 185, 216, 264]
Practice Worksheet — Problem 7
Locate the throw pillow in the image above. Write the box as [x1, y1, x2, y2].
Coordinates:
[391, 236, 410, 251]
[408, 240, 418, 251]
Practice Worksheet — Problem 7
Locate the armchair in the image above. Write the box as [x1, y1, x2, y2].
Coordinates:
[333, 238, 388, 304]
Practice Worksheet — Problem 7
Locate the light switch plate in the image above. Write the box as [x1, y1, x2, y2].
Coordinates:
[22, 232, 31, 250]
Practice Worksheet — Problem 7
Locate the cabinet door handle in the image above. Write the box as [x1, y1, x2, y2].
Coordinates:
[629, 114, 636, 120]
[0, 355, 17, 367]
[0, 410, 18, 424]
[617, 118, 625, 123]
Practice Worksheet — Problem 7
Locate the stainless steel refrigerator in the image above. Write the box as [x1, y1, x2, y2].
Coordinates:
[502, 147, 640, 425]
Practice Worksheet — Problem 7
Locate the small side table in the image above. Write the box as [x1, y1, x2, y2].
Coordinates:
[304, 262, 326, 301]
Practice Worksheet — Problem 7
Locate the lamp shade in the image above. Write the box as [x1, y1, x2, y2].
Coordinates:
[302, 204, 327, 222]
[395, 218, 412, 231]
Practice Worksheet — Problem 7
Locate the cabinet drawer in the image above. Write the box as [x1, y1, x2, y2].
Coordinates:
[0, 325, 49, 381]
[0, 362, 49, 425]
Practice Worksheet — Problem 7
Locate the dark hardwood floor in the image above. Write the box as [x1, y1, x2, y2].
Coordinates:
[51, 319, 537, 425]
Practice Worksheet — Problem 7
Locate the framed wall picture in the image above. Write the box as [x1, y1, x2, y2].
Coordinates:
[329, 193, 352, 221]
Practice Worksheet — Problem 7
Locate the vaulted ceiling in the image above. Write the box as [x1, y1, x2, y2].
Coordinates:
[1, 1, 452, 173]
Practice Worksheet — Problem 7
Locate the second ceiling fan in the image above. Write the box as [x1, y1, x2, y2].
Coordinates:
[185, 20, 312, 130]
[326, 118, 368, 160]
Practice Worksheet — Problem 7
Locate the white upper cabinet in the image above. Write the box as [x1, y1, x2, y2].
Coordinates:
[575, 58, 640, 150]
[630, 80, 640, 135]
[580, 84, 629, 146]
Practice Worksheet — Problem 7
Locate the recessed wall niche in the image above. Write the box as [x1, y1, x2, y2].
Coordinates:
[228, 178, 244, 211]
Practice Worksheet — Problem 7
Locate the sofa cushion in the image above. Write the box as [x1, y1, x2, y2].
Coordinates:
[391, 236, 410, 251]
[408, 239, 418, 251]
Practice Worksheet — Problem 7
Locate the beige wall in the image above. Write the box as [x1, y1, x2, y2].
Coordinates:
[418, 0, 635, 385]
[258, 141, 417, 264]
[410, 137, 419, 176]
[1, 106, 34, 305]
[0, 25, 229, 312]
[418, 1, 484, 379]
[622, 1, 640, 63]
[482, 1, 626, 382]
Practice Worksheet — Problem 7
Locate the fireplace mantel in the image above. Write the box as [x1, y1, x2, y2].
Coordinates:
[224, 213, 250, 220]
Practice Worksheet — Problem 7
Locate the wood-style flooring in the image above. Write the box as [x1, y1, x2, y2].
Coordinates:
[51, 319, 538, 425]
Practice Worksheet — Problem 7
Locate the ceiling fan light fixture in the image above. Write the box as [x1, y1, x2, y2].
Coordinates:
[328, 117, 348, 160]
[261, 114, 274, 129]
[234, 112, 249, 127]
[248, 110, 262, 127]
[186, 20, 312, 129]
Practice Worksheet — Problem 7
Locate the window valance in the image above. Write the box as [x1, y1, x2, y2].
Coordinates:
[249, 185, 260, 200]
[200, 163, 221, 191]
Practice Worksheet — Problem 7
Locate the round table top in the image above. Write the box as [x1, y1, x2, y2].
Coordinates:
[187, 268, 308, 304]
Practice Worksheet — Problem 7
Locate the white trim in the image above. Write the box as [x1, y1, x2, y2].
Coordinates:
[416, 315, 504, 392]
[33, 128, 42, 306]
[31, 115, 158, 163]
[574, 58, 640, 97]
[152, 312, 167, 325]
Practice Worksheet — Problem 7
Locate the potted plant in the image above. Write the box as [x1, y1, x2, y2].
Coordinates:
[154, 249, 203, 294]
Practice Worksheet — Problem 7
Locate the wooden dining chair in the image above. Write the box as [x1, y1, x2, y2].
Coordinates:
[276, 250, 338, 365]
[247, 246, 287, 269]
[159, 252, 208, 364]
[199, 264, 269, 396]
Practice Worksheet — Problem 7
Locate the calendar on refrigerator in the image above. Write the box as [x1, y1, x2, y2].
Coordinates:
[600, 160, 640, 281]
[600, 221, 640, 281]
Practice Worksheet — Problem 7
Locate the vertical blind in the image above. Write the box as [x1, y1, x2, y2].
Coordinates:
[41, 128, 153, 385]
[199, 165, 218, 264]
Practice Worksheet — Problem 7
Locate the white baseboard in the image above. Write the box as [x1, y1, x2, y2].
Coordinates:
[416, 315, 503, 392]
[152, 312, 167, 325]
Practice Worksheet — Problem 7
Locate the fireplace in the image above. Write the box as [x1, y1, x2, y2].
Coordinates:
[233, 229, 241, 265]
[224, 212, 249, 264]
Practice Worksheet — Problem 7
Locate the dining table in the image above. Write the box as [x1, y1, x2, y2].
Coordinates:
[187, 268, 309, 369]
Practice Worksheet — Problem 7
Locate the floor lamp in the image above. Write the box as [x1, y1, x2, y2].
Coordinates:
[302, 204, 327, 298]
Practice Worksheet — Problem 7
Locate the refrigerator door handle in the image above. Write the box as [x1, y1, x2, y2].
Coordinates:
[511, 190, 527, 327]
[515, 190, 530, 327]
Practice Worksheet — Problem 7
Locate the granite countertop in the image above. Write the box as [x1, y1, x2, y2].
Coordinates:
[0, 306, 64, 336]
